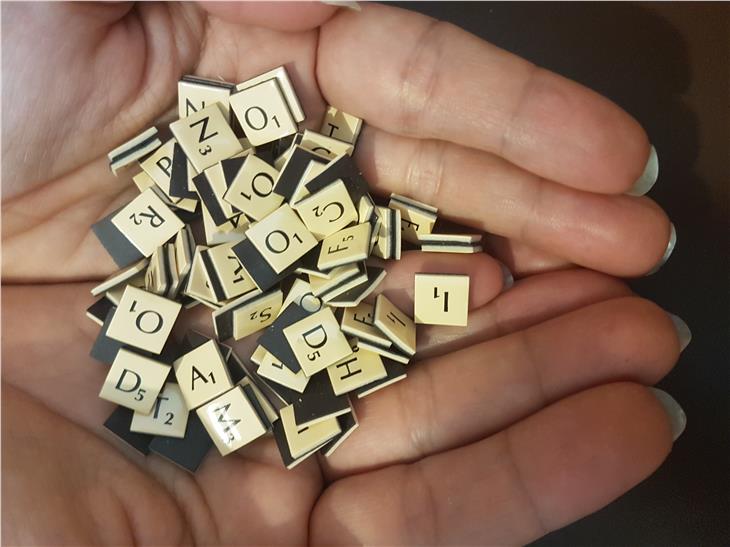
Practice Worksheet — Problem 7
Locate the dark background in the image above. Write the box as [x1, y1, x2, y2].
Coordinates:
[396, 2, 729, 545]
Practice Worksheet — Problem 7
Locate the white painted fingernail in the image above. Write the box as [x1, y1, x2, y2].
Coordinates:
[649, 388, 687, 442]
[646, 222, 676, 275]
[666, 312, 692, 352]
[627, 145, 659, 196]
[499, 261, 514, 291]
[319, 0, 361, 10]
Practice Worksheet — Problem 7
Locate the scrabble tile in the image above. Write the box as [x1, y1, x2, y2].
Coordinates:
[230, 79, 297, 146]
[308, 262, 367, 302]
[91, 258, 149, 297]
[193, 162, 238, 227]
[178, 75, 234, 120]
[299, 129, 354, 160]
[163, 243, 183, 299]
[223, 154, 283, 220]
[224, 351, 248, 385]
[86, 296, 114, 326]
[173, 339, 233, 409]
[92, 207, 146, 268]
[200, 243, 257, 301]
[341, 302, 392, 348]
[317, 223, 371, 270]
[279, 278, 323, 315]
[246, 204, 317, 274]
[133, 170, 175, 206]
[238, 377, 279, 427]
[168, 142, 200, 200]
[359, 194, 376, 224]
[326, 339, 387, 396]
[418, 233, 483, 254]
[202, 207, 248, 246]
[130, 383, 189, 438]
[90, 307, 180, 366]
[258, 303, 313, 373]
[230, 237, 298, 292]
[304, 155, 368, 205]
[327, 265, 386, 308]
[103, 406, 153, 455]
[106, 286, 182, 354]
[256, 349, 310, 393]
[373, 293, 417, 356]
[283, 307, 352, 377]
[212, 288, 281, 341]
[320, 106, 363, 144]
[250, 345, 269, 366]
[258, 374, 300, 408]
[292, 179, 358, 239]
[148, 412, 212, 473]
[170, 103, 242, 173]
[291, 159, 327, 203]
[319, 410, 359, 457]
[144, 246, 169, 296]
[111, 188, 185, 257]
[291, 370, 351, 427]
[388, 193, 438, 245]
[108, 127, 161, 175]
[273, 145, 329, 202]
[197, 386, 268, 456]
[139, 138, 177, 195]
[355, 358, 407, 398]
[373, 206, 402, 260]
[294, 242, 329, 279]
[99, 349, 171, 413]
[236, 66, 305, 123]
[271, 416, 323, 469]
[357, 338, 411, 365]
[174, 225, 196, 281]
[183, 246, 218, 303]
[104, 270, 146, 306]
[414, 273, 470, 327]
[279, 404, 341, 459]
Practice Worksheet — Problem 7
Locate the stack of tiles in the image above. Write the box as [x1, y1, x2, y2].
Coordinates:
[89, 67, 479, 473]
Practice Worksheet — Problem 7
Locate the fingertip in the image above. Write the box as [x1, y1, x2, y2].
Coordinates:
[198, 1, 339, 32]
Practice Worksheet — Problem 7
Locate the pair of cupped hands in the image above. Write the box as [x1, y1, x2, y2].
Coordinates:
[2, 2, 690, 545]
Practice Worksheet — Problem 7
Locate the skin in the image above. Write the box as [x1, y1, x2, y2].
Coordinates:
[1, 3, 682, 545]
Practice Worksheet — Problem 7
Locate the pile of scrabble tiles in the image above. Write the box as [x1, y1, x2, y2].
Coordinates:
[89, 67, 481, 472]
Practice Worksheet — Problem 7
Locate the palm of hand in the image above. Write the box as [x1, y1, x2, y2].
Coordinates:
[2, 3, 682, 545]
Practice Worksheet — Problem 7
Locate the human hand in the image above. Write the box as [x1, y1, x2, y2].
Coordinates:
[3, 1, 672, 281]
[1, 2, 687, 545]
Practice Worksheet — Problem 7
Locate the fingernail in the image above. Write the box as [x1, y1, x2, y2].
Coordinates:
[627, 145, 659, 196]
[499, 261, 514, 291]
[646, 222, 676, 275]
[319, 0, 361, 10]
[649, 388, 687, 442]
[666, 312, 692, 352]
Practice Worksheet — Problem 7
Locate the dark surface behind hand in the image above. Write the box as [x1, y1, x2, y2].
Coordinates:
[396, 2, 729, 545]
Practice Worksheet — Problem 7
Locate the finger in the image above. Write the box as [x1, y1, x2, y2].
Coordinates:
[2, 383, 193, 545]
[319, 3, 652, 194]
[418, 268, 632, 359]
[312, 382, 676, 545]
[198, 1, 338, 32]
[483, 234, 571, 277]
[323, 296, 682, 477]
[355, 126, 672, 277]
